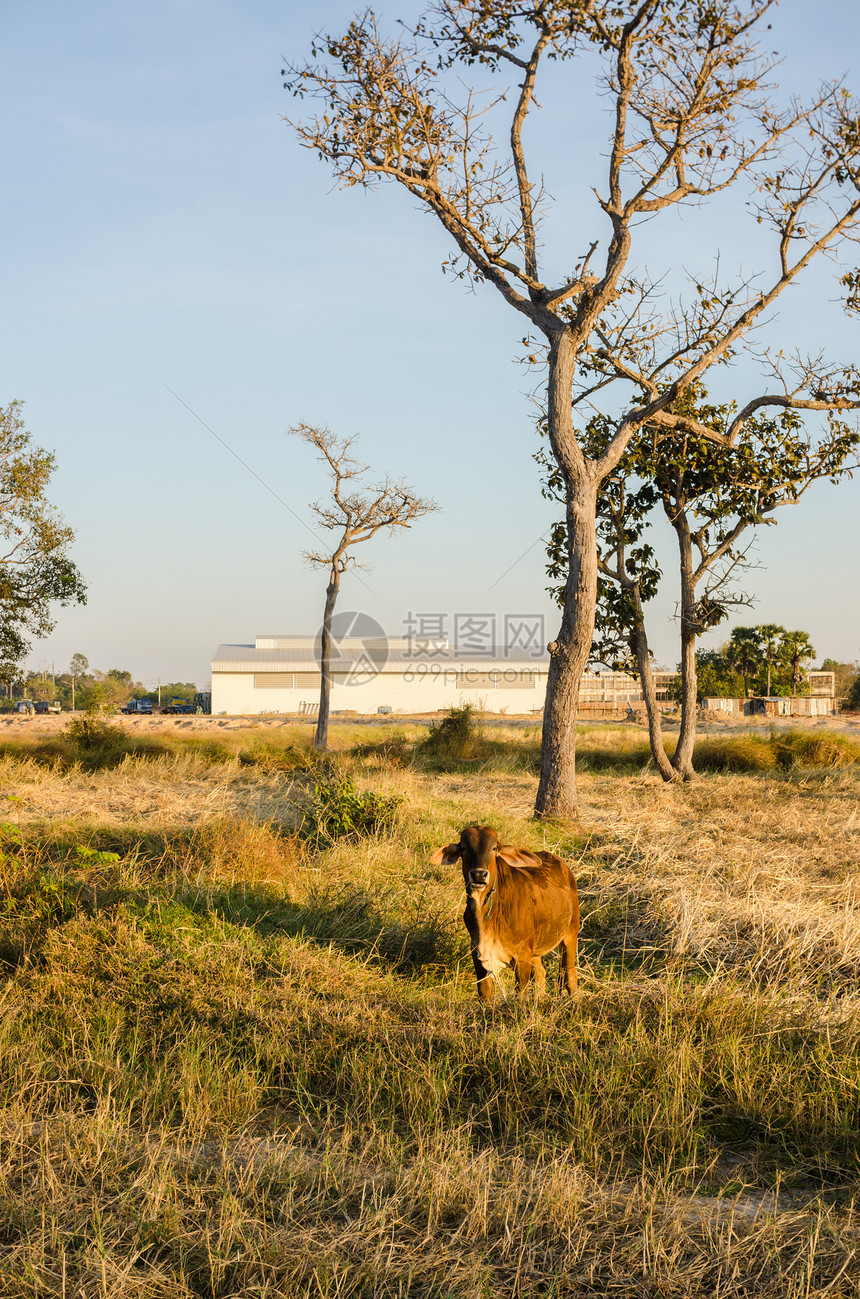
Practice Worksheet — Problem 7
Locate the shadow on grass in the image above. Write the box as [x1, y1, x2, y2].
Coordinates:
[0, 735, 239, 772]
[397, 725, 860, 778]
[182, 879, 462, 980]
[0, 824, 225, 974]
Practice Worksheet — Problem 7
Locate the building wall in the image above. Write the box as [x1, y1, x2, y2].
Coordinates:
[711, 695, 837, 718]
[703, 697, 743, 715]
[211, 669, 548, 716]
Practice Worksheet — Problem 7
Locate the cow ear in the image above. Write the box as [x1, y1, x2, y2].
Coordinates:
[496, 846, 543, 868]
[430, 842, 462, 866]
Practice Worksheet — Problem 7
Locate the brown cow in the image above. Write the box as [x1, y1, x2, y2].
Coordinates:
[431, 824, 579, 1002]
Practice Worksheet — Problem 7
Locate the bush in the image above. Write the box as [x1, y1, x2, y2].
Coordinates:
[300, 770, 402, 848]
[418, 704, 486, 764]
[59, 713, 134, 770]
[66, 713, 126, 752]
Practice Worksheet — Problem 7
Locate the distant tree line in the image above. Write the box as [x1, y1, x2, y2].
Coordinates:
[687, 629, 859, 707]
[0, 654, 197, 712]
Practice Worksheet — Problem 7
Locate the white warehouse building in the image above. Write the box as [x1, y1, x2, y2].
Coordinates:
[211, 634, 553, 716]
[210, 634, 650, 717]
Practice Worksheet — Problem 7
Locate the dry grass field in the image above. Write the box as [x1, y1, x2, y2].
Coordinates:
[0, 713, 859, 1297]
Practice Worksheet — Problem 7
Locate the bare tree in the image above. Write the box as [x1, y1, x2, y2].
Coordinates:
[284, 1, 860, 815]
[292, 424, 437, 750]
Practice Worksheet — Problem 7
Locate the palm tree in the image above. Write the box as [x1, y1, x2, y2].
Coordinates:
[779, 630, 815, 698]
[726, 627, 764, 699]
[758, 624, 786, 695]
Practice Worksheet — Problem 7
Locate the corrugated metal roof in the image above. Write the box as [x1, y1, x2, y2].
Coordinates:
[212, 645, 321, 671]
[211, 643, 547, 674]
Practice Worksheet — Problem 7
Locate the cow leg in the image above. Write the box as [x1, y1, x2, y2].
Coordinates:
[471, 951, 494, 1002]
[465, 905, 494, 1003]
[530, 955, 547, 998]
[513, 950, 534, 997]
[558, 924, 579, 996]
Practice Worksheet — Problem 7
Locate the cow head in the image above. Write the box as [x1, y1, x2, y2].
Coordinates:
[431, 824, 543, 898]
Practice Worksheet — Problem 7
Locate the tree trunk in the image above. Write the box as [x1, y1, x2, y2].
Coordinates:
[535, 481, 598, 819]
[629, 585, 678, 783]
[671, 520, 698, 781]
[314, 568, 340, 751]
[536, 334, 613, 820]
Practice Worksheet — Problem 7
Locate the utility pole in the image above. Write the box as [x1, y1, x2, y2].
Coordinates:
[157, 677, 161, 707]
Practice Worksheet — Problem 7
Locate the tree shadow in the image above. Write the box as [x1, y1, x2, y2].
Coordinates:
[179, 879, 463, 980]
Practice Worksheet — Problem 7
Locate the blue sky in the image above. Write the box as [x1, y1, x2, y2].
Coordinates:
[2, 0, 858, 688]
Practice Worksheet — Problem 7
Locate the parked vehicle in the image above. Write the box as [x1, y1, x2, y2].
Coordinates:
[34, 700, 61, 714]
[162, 698, 193, 715]
[15, 700, 34, 714]
[121, 699, 153, 715]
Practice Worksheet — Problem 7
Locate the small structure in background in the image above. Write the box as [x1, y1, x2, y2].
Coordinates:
[705, 671, 836, 718]
[702, 697, 743, 717]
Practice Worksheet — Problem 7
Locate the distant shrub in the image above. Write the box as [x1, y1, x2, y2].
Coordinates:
[300, 771, 402, 848]
[66, 714, 126, 752]
[418, 704, 486, 765]
[62, 712, 143, 771]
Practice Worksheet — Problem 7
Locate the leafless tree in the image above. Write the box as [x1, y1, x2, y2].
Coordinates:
[284, 0, 860, 815]
[292, 424, 438, 750]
